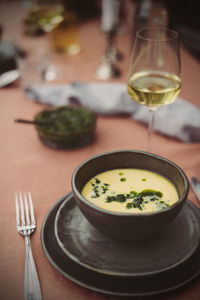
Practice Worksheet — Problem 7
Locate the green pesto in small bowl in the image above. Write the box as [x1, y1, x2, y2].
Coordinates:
[35, 106, 96, 149]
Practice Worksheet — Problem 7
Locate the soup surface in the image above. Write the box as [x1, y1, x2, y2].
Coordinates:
[81, 169, 179, 213]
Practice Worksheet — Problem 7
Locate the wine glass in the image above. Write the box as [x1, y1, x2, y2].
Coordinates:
[127, 27, 181, 149]
[95, 0, 121, 80]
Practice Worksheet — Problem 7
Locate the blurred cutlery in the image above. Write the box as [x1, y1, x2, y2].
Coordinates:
[15, 192, 42, 300]
[0, 70, 20, 87]
[191, 177, 200, 204]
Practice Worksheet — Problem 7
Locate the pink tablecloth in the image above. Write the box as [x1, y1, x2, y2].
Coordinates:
[0, 2, 200, 300]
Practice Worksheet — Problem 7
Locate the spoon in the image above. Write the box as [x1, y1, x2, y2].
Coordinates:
[15, 118, 44, 126]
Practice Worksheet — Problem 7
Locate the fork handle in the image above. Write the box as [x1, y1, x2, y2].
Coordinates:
[24, 236, 42, 300]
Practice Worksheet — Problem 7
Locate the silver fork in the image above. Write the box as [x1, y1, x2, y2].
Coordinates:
[15, 192, 42, 300]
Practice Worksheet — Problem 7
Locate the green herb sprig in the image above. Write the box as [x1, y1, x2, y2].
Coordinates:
[105, 189, 166, 211]
[91, 178, 110, 198]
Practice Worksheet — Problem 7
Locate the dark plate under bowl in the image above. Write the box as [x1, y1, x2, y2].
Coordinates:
[55, 193, 200, 277]
[41, 193, 200, 297]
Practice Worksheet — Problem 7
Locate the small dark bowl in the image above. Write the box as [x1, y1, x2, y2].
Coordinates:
[72, 150, 189, 242]
[35, 106, 96, 149]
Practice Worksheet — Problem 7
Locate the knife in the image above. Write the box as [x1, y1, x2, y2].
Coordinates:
[191, 177, 200, 204]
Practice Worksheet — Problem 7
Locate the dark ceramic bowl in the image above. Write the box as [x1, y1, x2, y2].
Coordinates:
[35, 106, 96, 149]
[71, 150, 189, 242]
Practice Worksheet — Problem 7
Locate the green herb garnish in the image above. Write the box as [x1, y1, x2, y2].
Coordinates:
[91, 178, 110, 197]
[105, 189, 167, 211]
[139, 189, 163, 197]
[101, 183, 110, 194]
[106, 194, 127, 203]
[120, 178, 126, 182]
[126, 196, 144, 210]
[95, 178, 100, 184]
[91, 178, 101, 198]
[130, 190, 137, 196]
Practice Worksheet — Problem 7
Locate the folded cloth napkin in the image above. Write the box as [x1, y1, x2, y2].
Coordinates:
[25, 82, 200, 143]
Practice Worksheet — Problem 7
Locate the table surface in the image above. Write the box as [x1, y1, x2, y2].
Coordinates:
[0, 1, 200, 300]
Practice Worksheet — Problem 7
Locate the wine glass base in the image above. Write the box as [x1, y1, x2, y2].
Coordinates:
[106, 48, 123, 63]
[43, 65, 62, 81]
[95, 62, 120, 80]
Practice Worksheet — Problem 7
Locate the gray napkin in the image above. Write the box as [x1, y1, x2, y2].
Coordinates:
[25, 82, 200, 143]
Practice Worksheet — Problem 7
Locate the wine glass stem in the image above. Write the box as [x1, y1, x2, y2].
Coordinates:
[105, 30, 117, 62]
[148, 108, 155, 151]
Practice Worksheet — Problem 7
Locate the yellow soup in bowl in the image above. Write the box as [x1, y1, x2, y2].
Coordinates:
[81, 169, 179, 213]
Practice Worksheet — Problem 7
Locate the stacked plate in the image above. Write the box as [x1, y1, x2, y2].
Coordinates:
[41, 192, 200, 296]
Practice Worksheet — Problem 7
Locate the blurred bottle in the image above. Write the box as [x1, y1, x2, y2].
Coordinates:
[133, 0, 151, 39]
[49, 0, 100, 55]
[149, 0, 168, 28]
[50, 8, 81, 55]
[132, 0, 168, 44]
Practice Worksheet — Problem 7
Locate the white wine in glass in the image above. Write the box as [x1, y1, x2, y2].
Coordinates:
[29, 0, 64, 33]
[127, 27, 181, 149]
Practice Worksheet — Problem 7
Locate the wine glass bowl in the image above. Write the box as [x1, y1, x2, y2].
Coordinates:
[127, 27, 181, 145]
[29, 0, 64, 33]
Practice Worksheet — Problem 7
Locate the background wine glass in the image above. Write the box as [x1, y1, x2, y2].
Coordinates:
[95, 0, 121, 80]
[28, 0, 65, 81]
[29, 0, 64, 33]
[127, 27, 181, 150]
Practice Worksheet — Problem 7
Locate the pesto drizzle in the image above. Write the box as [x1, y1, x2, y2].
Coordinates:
[90, 177, 169, 211]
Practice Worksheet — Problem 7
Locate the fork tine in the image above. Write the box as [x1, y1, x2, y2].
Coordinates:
[19, 192, 25, 226]
[28, 192, 36, 225]
[24, 192, 30, 225]
[15, 193, 20, 227]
